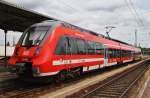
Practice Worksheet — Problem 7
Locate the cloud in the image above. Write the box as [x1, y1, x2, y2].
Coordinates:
[2, 0, 150, 48]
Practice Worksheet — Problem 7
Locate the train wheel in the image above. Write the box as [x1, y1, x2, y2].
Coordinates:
[74, 67, 82, 77]
[67, 67, 82, 79]
[55, 71, 66, 83]
[117, 62, 122, 65]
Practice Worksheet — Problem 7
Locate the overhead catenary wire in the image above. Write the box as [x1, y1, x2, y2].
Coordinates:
[58, 0, 144, 27]
[56, 0, 148, 47]
[128, 0, 145, 27]
[124, 0, 145, 27]
[57, 0, 83, 12]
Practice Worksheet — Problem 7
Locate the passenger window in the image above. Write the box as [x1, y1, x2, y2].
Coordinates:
[76, 39, 86, 54]
[95, 42, 104, 55]
[55, 36, 68, 55]
[87, 41, 95, 54]
[69, 37, 78, 54]
[108, 49, 113, 58]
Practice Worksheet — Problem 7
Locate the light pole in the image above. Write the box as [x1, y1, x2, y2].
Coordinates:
[105, 26, 116, 38]
[134, 29, 137, 47]
[4, 30, 7, 58]
[4, 30, 8, 67]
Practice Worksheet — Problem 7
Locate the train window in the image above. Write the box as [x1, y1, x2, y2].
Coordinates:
[76, 39, 86, 54]
[117, 50, 121, 58]
[65, 37, 71, 55]
[21, 26, 50, 46]
[87, 41, 95, 54]
[95, 42, 104, 55]
[107, 49, 113, 58]
[55, 36, 68, 55]
[122, 50, 125, 57]
[121, 50, 123, 57]
[121, 50, 132, 57]
[68, 37, 78, 54]
[123, 50, 126, 57]
[116, 50, 119, 58]
[108, 49, 118, 58]
[107, 49, 120, 58]
[112, 49, 116, 58]
[124, 50, 126, 57]
[114, 50, 116, 58]
[114, 49, 119, 58]
[127, 51, 129, 56]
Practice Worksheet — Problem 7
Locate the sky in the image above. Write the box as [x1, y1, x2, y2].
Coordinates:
[0, 0, 150, 47]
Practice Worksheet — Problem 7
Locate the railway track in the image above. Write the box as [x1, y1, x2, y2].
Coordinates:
[0, 79, 53, 98]
[79, 60, 150, 98]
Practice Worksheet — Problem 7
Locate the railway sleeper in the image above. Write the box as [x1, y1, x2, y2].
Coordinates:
[99, 90, 124, 93]
[94, 93, 121, 97]
[95, 91, 122, 95]
[97, 89, 124, 93]
[109, 84, 129, 86]
[109, 85, 128, 88]
[101, 87, 126, 91]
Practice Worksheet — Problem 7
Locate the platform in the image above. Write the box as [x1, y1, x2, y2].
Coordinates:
[137, 71, 150, 98]
[143, 78, 150, 98]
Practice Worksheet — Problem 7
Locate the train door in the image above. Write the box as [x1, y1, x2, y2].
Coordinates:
[66, 37, 82, 75]
[104, 46, 108, 67]
[119, 50, 122, 63]
[65, 37, 71, 70]
[54, 36, 70, 68]
[65, 37, 78, 69]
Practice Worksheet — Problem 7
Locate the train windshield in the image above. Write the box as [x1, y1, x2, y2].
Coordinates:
[21, 26, 50, 46]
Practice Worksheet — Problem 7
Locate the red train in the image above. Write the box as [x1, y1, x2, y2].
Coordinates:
[9, 20, 142, 79]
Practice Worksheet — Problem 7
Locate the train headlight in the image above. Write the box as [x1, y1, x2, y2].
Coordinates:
[34, 47, 41, 56]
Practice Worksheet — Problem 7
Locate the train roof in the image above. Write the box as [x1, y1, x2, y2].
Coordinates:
[59, 21, 137, 48]
[38, 20, 140, 51]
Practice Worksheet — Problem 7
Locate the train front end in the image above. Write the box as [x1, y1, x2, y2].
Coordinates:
[9, 20, 57, 77]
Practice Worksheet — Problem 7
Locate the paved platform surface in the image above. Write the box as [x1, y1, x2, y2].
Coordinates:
[137, 74, 150, 98]
[143, 78, 150, 98]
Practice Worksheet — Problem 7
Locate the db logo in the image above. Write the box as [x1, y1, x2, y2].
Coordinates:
[23, 51, 29, 55]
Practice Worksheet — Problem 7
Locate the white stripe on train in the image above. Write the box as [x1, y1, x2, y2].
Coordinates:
[52, 58, 133, 73]
[123, 59, 133, 63]
[53, 58, 104, 65]
[83, 62, 118, 72]
[38, 59, 133, 76]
